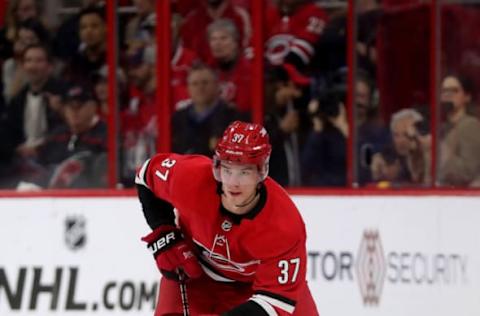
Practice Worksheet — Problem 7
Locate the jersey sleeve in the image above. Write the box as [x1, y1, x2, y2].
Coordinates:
[247, 223, 307, 315]
[135, 153, 181, 203]
[293, 5, 328, 43]
[135, 153, 211, 229]
[136, 153, 211, 201]
[287, 5, 329, 68]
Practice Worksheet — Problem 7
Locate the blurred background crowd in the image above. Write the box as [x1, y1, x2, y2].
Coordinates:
[0, 0, 479, 190]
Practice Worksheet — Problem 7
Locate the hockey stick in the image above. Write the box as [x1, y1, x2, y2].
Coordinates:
[177, 269, 190, 316]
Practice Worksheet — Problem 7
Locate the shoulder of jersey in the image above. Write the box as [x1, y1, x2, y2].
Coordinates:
[149, 153, 214, 186]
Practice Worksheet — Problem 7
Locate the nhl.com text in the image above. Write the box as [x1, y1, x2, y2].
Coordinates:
[0, 266, 158, 312]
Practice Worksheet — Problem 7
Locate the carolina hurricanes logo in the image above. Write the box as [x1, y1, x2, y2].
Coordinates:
[193, 239, 260, 276]
[219, 81, 237, 103]
[265, 34, 294, 65]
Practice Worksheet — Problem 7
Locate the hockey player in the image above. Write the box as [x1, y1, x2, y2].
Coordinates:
[136, 121, 318, 315]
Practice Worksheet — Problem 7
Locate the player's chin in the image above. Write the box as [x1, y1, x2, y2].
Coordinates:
[227, 193, 243, 201]
[226, 193, 245, 203]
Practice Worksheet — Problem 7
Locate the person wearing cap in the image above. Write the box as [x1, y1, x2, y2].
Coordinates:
[34, 84, 107, 188]
[263, 64, 312, 187]
[121, 44, 157, 187]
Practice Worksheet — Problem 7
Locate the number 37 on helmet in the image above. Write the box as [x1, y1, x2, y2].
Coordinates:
[213, 121, 272, 181]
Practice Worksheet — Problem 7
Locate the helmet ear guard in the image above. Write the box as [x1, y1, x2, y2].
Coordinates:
[213, 121, 272, 182]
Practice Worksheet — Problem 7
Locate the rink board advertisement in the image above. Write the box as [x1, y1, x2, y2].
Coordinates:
[0, 195, 479, 316]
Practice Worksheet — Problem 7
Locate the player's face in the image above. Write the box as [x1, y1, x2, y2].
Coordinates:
[220, 162, 260, 212]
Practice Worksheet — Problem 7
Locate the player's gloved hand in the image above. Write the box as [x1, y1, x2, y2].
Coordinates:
[141, 225, 202, 280]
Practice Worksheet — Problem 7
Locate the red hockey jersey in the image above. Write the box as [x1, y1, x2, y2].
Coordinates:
[210, 55, 253, 113]
[136, 153, 309, 314]
[265, 2, 328, 66]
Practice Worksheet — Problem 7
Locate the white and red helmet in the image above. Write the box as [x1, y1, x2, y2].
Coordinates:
[213, 121, 272, 181]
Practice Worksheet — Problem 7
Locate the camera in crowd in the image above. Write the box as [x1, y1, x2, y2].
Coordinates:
[311, 85, 346, 119]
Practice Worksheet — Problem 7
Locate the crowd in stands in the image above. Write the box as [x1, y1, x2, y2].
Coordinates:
[0, 0, 479, 190]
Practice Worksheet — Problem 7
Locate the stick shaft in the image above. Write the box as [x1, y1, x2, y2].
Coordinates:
[177, 269, 190, 316]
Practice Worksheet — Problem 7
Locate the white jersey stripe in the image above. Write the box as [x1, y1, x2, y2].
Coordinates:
[290, 46, 310, 64]
[249, 297, 279, 316]
[292, 38, 314, 55]
[252, 294, 295, 314]
[135, 159, 151, 188]
[199, 263, 236, 282]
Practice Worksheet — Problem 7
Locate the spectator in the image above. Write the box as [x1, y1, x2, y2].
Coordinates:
[2, 18, 49, 103]
[312, 6, 347, 76]
[356, 0, 381, 78]
[30, 84, 107, 189]
[124, 0, 155, 58]
[124, 45, 157, 129]
[92, 64, 127, 119]
[3, 44, 66, 163]
[180, 0, 251, 62]
[439, 74, 480, 187]
[0, 0, 42, 60]
[52, 0, 105, 60]
[172, 63, 240, 156]
[355, 69, 390, 185]
[207, 18, 252, 115]
[302, 87, 348, 186]
[63, 6, 106, 86]
[120, 44, 157, 186]
[123, 11, 199, 112]
[264, 64, 312, 187]
[265, 0, 328, 71]
[370, 108, 425, 186]
[407, 116, 431, 185]
[171, 31, 199, 111]
[369, 145, 403, 188]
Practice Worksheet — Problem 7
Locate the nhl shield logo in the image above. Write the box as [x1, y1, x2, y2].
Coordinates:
[221, 220, 232, 232]
[65, 215, 87, 250]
